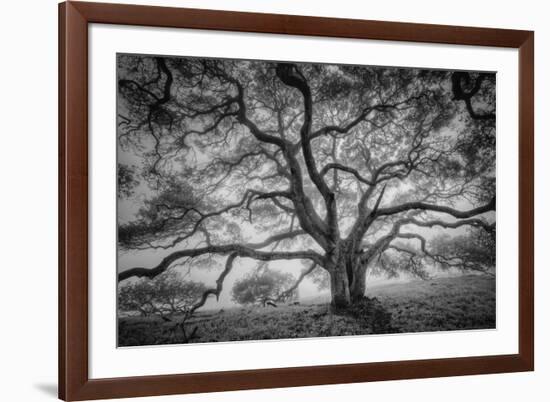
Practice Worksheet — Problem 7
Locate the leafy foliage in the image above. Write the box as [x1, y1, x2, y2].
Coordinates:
[117, 163, 138, 198]
[118, 270, 207, 316]
[430, 227, 496, 272]
[231, 268, 296, 306]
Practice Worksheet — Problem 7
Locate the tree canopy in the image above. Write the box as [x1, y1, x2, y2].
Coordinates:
[231, 268, 296, 306]
[118, 270, 207, 317]
[117, 54, 496, 308]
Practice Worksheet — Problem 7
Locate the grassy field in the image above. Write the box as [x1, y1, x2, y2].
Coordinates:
[118, 274, 495, 346]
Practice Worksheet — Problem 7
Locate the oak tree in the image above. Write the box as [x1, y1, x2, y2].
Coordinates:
[117, 55, 495, 308]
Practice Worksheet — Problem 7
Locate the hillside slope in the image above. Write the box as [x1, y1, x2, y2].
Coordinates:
[118, 274, 495, 346]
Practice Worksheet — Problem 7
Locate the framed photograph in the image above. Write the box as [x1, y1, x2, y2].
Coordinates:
[59, 1, 534, 400]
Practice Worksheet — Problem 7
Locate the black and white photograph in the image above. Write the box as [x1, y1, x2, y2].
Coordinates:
[116, 54, 496, 347]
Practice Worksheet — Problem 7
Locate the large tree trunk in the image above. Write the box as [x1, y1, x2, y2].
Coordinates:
[330, 266, 351, 308]
[350, 267, 367, 302]
[330, 265, 367, 307]
[329, 241, 362, 308]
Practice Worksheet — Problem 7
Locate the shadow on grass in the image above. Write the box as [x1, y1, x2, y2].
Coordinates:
[340, 296, 398, 334]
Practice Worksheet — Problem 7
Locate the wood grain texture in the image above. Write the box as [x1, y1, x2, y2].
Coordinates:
[518, 32, 535, 370]
[73, 1, 531, 47]
[58, 1, 534, 400]
[59, 2, 89, 400]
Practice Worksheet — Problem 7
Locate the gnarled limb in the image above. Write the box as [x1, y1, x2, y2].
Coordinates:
[126, 189, 293, 250]
[275, 63, 339, 241]
[386, 233, 493, 275]
[451, 72, 496, 121]
[223, 65, 332, 247]
[320, 163, 374, 186]
[119, 242, 324, 282]
[359, 212, 494, 265]
[189, 253, 238, 315]
[376, 196, 495, 219]
[276, 262, 318, 302]
[402, 217, 495, 232]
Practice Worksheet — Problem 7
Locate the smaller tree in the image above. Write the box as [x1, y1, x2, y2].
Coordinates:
[154, 270, 208, 316]
[231, 268, 295, 306]
[118, 270, 207, 317]
[118, 279, 156, 317]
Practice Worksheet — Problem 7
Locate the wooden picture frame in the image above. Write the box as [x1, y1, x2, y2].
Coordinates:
[59, 1, 534, 400]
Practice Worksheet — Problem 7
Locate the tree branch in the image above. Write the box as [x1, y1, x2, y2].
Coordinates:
[320, 163, 374, 186]
[188, 253, 238, 315]
[118, 242, 323, 282]
[403, 217, 495, 232]
[376, 196, 495, 219]
[275, 63, 338, 239]
[451, 72, 495, 121]
[276, 262, 318, 302]
[358, 210, 494, 264]
[215, 64, 331, 247]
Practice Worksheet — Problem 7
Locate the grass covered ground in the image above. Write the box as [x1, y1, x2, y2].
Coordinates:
[118, 274, 495, 347]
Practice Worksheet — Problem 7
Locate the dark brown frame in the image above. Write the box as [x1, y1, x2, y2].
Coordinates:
[59, 1, 534, 400]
